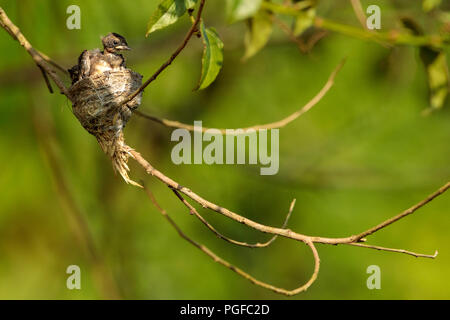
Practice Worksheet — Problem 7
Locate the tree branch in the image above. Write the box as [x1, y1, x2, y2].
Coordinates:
[349, 0, 367, 30]
[143, 185, 320, 296]
[0, 7, 71, 98]
[351, 181, 450, 241]
[261, 1, 449, 48]
[135, 59, 345, 133]
[2, 3, 447, 297]
[171, 187, 295, 248]
[131, 149, 447, 254]
[347, 243, 438, 259]
[118, 0, 206, 107]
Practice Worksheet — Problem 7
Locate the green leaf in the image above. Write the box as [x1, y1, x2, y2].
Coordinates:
[195, 22, 224, 90]
[422, 0, 441, 12]
[426, 51, 448, 110]
[420, 47, 449, 111]
[293, 8, 315, 36]
[146, 0, 197, 36]
[226, 0, 262, 23]
[243, 10, 273, 61]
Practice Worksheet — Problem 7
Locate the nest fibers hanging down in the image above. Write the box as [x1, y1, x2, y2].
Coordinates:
[69, 69, 143, 186]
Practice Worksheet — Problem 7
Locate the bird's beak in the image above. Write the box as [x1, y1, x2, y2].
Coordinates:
[116, 45, 131, 50]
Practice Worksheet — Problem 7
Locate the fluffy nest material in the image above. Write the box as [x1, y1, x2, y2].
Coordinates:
[69, 69, 143, 186]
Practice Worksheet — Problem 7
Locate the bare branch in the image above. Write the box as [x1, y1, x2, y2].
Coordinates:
[352, 182, 450, 241]
[272, 15, 307, 53]
[131, 149, 448, 254]
[135, 59, 345, 133]
[2, 2, 447, 298]
[0, 7, 71, 98]
[349, 0, 367, 30]
[144, 185, 320, 296]
[171, 187, 295, 248]
[36, 49, 69, 75]
[347, 243, 438, 259]
[37, 64, 54, 93]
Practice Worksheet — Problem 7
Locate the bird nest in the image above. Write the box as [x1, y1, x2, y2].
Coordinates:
[69, 69, 143, 186]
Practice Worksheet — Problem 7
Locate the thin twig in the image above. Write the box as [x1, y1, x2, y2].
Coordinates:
[351, 182, 450, 241]
[36, 49, 69, 75]
[135, 59, 345, 133]
[144, 185, 320, 296]
[171, 187, 295, 248]
[347, 243, 438, 259]
[2, 3, 447, 298]
[348, 0, 389, 48]
[37, 64, 53, 93]
[119, 0, 206, 107]
[272, 15, 307, 53]
[349, 0, 367, 30]
[0, 7, 71, 98]
[131, 149, 447, 253]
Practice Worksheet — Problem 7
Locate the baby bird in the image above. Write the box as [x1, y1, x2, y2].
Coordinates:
[68, 33, 131, 84]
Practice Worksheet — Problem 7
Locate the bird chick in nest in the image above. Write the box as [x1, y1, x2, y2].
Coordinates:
[69, 33, 131, 84]
[68, 33, 143, 187]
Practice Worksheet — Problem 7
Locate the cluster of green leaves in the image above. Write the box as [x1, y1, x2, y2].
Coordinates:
[401, 16, 449, 111]
[420, 2, 449, 111]
[146, 0, 224, 91]
[145, 0, 317, 89]
[145, 0, 448, 110]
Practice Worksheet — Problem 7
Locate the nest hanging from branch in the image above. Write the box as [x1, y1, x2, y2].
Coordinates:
[69, 69, 143, 186]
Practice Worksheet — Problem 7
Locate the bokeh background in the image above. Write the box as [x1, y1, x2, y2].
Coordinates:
[0, 0, 449, 299]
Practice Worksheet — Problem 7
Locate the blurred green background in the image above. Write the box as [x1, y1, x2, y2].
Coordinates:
[0, 0, 449, 299]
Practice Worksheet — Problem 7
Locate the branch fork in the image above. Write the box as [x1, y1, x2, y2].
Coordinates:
[1, 2, 448, 296]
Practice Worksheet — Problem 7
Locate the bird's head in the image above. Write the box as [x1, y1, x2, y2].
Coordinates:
[102, 33, 131, 53]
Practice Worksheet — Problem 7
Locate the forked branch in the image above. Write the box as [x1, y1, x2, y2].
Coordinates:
[171, 187, 296, 248]
[144, 185, 320, 296]
[0, 7, 70, 98]
[118, 0, 206, 107]
[131, 149, 447, 253]
[1, 3, 448, 297]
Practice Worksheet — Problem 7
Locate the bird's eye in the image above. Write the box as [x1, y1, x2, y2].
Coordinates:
[113, 40, 119, 45]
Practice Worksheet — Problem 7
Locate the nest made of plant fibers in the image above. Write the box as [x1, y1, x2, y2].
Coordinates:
[69, 69, 143, 186]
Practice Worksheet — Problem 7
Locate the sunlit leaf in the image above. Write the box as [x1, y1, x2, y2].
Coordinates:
[146, 0, 197, 36]
[226, 0, 262, 23]
[293, 8, 315, 36]
[401, 17, 448, 111]
[425, 51, 448, 110]
[243, 10, 273, 61]
[195, 22, 224, 90]
[420, 47, 449, 111]
[422, 0, 441, 12]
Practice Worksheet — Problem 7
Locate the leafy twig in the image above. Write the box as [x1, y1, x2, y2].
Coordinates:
[262, 1, 448, 48]
[119, 0, 206, 107]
